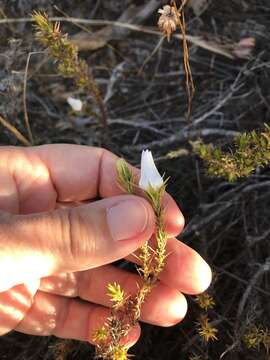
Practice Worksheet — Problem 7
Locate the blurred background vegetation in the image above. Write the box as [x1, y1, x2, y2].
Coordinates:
[0, 0, 269, 359]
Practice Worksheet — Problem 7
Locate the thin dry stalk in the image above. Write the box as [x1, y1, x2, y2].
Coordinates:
[0, 18, 235, 59]
[138, 37, 165, 75]
[23, 51, 42, 145]
[173, 0, 195, 119]
[0, 115, 31, 146]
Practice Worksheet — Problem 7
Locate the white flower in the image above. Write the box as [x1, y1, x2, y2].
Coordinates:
[67, 96, 83, 112]
[139, 150, 164, 191]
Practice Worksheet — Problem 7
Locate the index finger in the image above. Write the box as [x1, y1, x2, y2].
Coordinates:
[35, 144, 184, 236]
[1, 144, 184, 236]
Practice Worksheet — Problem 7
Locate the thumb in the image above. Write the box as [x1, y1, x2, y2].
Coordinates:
[0, 195, 154, 292]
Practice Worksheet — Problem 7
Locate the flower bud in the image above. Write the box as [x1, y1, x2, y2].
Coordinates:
[139, 150, 164, 191]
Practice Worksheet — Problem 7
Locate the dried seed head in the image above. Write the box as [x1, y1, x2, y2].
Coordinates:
[158, 5, 180, 41]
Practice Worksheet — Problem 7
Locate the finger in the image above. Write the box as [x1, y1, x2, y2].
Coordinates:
[126, 238, 212, 295]
[0, 145, 184, 237]
[54, 192, 184, 239]
[55, 191, 184, 239]
[0, 280, 40, 335]
[161, 193, 185, 237]
[160, 239, 212, 294]
[0, 145, 103, 213]
[39, 266, 187, 327]
[0, 195, 154, 292]
[15, 291, 141, 345]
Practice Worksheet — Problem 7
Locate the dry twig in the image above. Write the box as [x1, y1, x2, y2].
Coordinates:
[0, 115, 31, 146]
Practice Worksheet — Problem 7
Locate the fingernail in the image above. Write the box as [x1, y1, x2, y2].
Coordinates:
[107, 199, 149, 241]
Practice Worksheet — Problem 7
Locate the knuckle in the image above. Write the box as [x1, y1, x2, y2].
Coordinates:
[59, 207, 96, 266]
[0, 286, 34, 336]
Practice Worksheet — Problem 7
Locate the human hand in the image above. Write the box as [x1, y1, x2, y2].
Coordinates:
[0, 144, 211, 345]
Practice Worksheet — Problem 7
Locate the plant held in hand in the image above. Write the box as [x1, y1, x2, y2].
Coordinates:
[93, 150, 169, 359]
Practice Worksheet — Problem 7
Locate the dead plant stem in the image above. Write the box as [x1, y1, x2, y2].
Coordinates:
[23, 51, 42, 145]
[0, 17, 235, 59]
[0, 115, 31, 146]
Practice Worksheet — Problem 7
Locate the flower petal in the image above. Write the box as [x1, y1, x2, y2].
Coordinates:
[67, 97, 83, 112]
[139, 150, 163, 191]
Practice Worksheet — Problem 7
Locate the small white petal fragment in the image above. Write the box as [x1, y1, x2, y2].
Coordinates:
[139, 150, 164, 191]
[67, 96, 83, 112]
[233, 37, 256, 59]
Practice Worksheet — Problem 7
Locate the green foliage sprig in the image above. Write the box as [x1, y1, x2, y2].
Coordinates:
[196, 292, 215, 312]
[93, 158, 168, 359]
[243, 325, 270, 353]
[195, 292, 218, 343]
[199, 124, 270, 182]
[32, 12, 107, 127]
